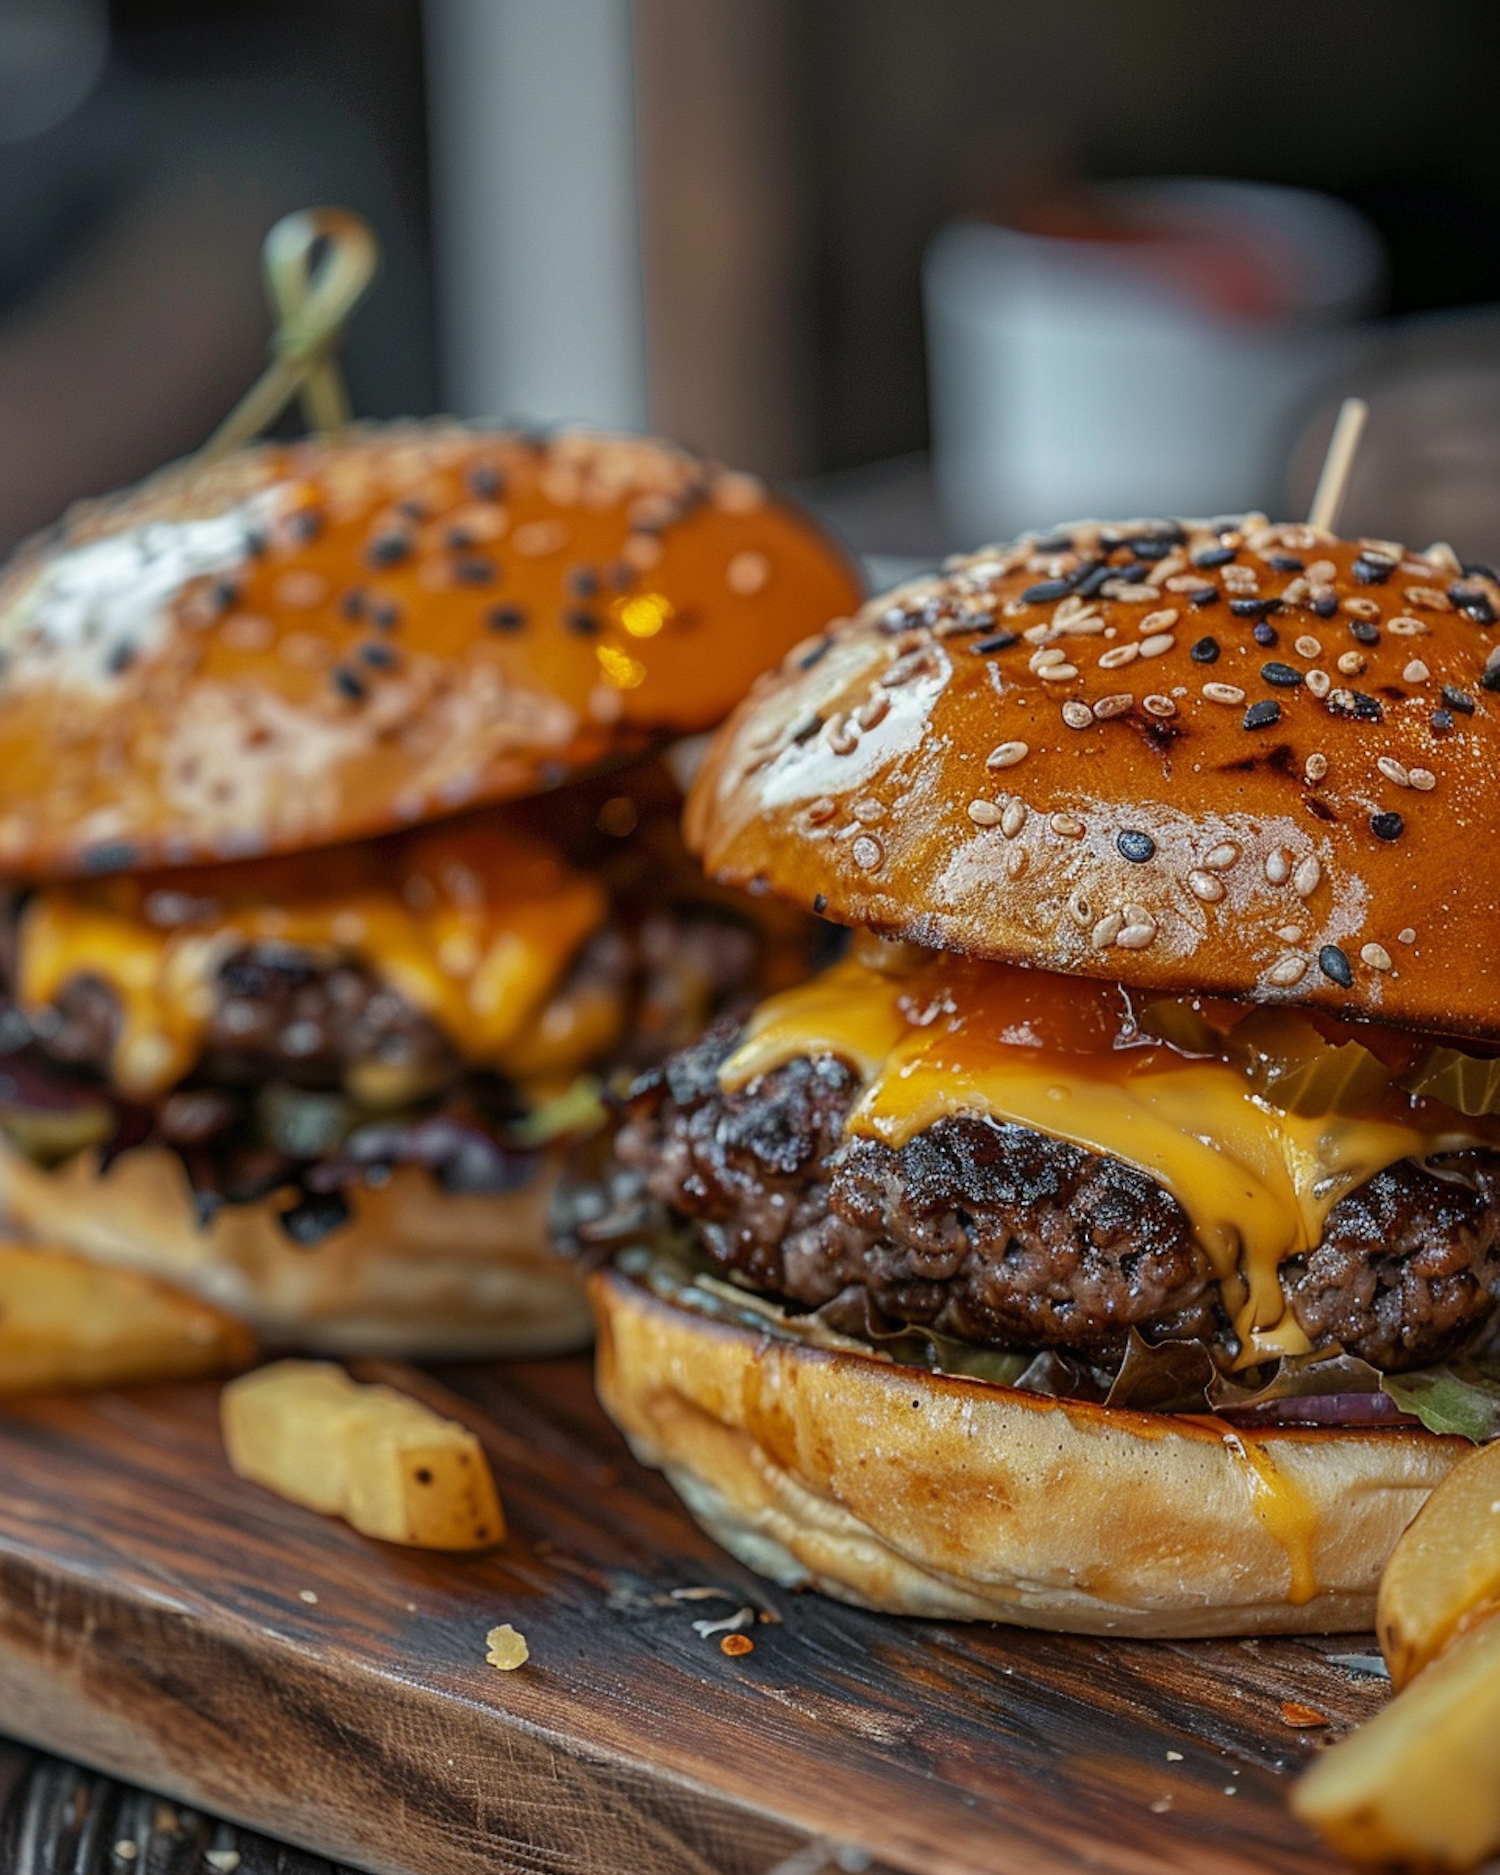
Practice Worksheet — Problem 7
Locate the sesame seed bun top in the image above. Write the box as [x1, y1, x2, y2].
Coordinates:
[0, 421, 861, 879]
[685, 516, 1500, 1039]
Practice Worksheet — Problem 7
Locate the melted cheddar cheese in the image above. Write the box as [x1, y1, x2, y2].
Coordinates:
[721, 945, 1498, 1362]
[17, 821, 609, 1100]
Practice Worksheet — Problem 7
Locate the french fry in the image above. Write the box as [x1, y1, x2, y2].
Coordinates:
[221, 1359, 505, 1551]
[1291, 1608, 1500, 1870]
[0, 1242, 255, 1394]
[1377, 1437, 1500, 1689]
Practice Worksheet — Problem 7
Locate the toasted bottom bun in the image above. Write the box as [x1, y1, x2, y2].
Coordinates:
[592, 1266, 1471, 1637]
[0, 1137, 591, 1358]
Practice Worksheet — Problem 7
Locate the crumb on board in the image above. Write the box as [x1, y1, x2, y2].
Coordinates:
[204, 1854, 241, 1873]
[1280, 1700, 1331, 1729]
[298, 1589, 319, 1605]
[720, 1633, 755, 1657]
[486, 1623, 529, 1670]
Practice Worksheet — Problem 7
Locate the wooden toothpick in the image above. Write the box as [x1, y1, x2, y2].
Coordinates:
[1306, 396, 1368, 535]
[202, 206, 379, 463]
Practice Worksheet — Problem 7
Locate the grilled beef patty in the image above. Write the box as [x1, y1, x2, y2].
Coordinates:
[608, 1023, 1500, 1373]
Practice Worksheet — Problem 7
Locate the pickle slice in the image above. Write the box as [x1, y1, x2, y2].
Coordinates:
[1229, 1007, 1390, 1117]
[1399, 1047, 1500, 1118]
[0, 1100, 113, 1166]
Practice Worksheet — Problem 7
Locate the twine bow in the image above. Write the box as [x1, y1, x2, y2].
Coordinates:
[202, 206, 379, 463]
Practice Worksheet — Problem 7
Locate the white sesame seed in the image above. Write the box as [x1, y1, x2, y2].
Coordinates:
[1091, 911, 1124, 950]
[1202, 682, 1246, 705]
[856, 692, 890, 730]
[1304, 559, 1336, 584]
[1388, 615, 1427, 636]
[1404, 585, 1451, 611]
[1398, 926, 1416, 944]
[1038, 663, 1080, 681]
[1142, 694, 1176, 717]
[1165, 573, 1205, 592]
[1294, 635, 1323, 659]
[1422, 540, 1463, 572]
[967, 799, 1003, 825]
[1343, 596, 1381, 620]
[1031, 645, 1068, 670]
[851, 834, 884, 871]
[1265, 848, 1290, 884]
[1409, 766, 1436, 791]
[1188, 870, 1225, 902]
[987, 741, 1029, 769]
[1403, 659, 1430, 683]
[852, 797, 885, 824]
[1361, 942, 1393, 972]
[1337, 651, 1366, 676]
[1023, 622, 1054, 643]
[1005, 845, 1028, 879]
[1377, 755, 1411, 787]
[1117, 916, 1159, 951]
[1138, 608, 1180, 635]
[1093, 691, 1134, 719]
[1068, 890, 1094, 929]
[804, 796, 838, 825]
[823, 715, 857, 755]
[1098, 642, 1140, 670]
[1304, 751, 1329, 782]
[1293, 855, 1322, 898]
[998, 798, 1026, 838]
[727, 550, 770, 595]
[1051, 813, 1085, 838]
[1305, 669, 1332, 699]
[1204, 842, 1241, 871]
[1139, 633, 1175, 658]
[1103, 581, 1160, 603]
[1268, 954, 1308, 986]
[1276, 925, 1303, 943]
[1062, 700, 1094, 729]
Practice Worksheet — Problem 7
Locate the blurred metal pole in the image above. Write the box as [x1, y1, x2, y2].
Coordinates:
[423, 0, 649, 429]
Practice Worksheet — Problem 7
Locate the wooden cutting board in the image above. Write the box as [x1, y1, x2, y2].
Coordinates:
[0, 1352, 1386, 1875]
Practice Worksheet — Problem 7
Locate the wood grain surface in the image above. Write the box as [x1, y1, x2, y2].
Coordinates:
[0, 1353, 1391, 1875]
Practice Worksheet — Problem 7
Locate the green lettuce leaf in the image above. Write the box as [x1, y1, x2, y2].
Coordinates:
[1380, 1365, 1500, 1443]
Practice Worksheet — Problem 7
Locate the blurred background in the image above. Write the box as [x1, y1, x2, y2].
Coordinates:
[4, 0, 1500, 563]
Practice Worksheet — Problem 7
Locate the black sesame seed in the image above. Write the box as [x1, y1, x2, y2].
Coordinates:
[1110, 559, 1153, 584]
[1353, 691, 1383, 720]
[212, 578, 241, 609]
[1243, 699, 1282, 731]
[1189, 585, 1220, 606]
[366, 533, 413, 568]
[1431, 708, 1456, 734]
[467, 464, 503, 499]
[1253, 621, 1280, 647]
[1351, 555, 1393, 585]
[1371, 811, 1405, 842]
[1031, 534, 1074, 554]
[1452, 585, 1498, 624]
[454, 556, 497, 585]
[798, 637, 831, 669]
[243, 528, 269, 558]
[1310, 592, 1339, 618]
[288, 510, 323, 544]
[1124, 536, 1176, 561]
[1190, 636, 1221, 663]
[486, 605, 526, 632]
[1192, 545, 1238, 569]
[1230, 597, 1280, 619]
[1318, 945, 1354, 989]
[812, 893, 828, 915]
[340, 589, 366, 620]
[1464, 562, 1499, 582]
[1481, 664, 1500, 693]
[1441, 685, 1476, 714]
[1261, 661, 1302, 688]
[1116, 829, 1157, 863]
[358, 641, 396, 669]
[1022, 578, 1074, 603]
[445, 526, 476, 551]
[1348, 620, 1381, 646]
[972, 632, 1020, 654]
[566, 610, 602, 636]
[106, 640, 137, 674]
[279, 1190, 352, 1248]
[369, 601, 401, 631]
[1267, 554, 1305, 572]
[397, 499, 426, 522]
[332, 665, 367, 701]
[81, 841, 137, 874]
[569, 566, 600, 597]
[1074, 564, 1114, 598]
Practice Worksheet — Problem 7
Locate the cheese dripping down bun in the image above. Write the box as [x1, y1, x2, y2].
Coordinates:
[0, 421, 861, 878]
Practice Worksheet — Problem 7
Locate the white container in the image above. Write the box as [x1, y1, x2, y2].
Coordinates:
[924, 179, 1385, 546]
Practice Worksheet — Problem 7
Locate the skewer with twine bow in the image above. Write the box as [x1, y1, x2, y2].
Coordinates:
[201, 206, 379, 463]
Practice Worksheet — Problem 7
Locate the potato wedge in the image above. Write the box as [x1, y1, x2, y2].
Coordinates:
[1378, 1437, 1500, 1689]
[1292, 1607, 1500, 1869]
[0, 1242, 255, 1394]
[221, 1360, 505, 1550]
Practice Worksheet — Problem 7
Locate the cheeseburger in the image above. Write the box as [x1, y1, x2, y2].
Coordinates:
[0, 422, 859, 1355]
[587, 514, 1500, 1635]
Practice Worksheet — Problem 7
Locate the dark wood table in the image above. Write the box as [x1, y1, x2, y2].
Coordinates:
[0, 1352, 1390, 1874]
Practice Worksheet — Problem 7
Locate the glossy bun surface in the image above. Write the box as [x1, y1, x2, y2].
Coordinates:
[688, 517, 1500, 1037]
[0, 423, 861, 878]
